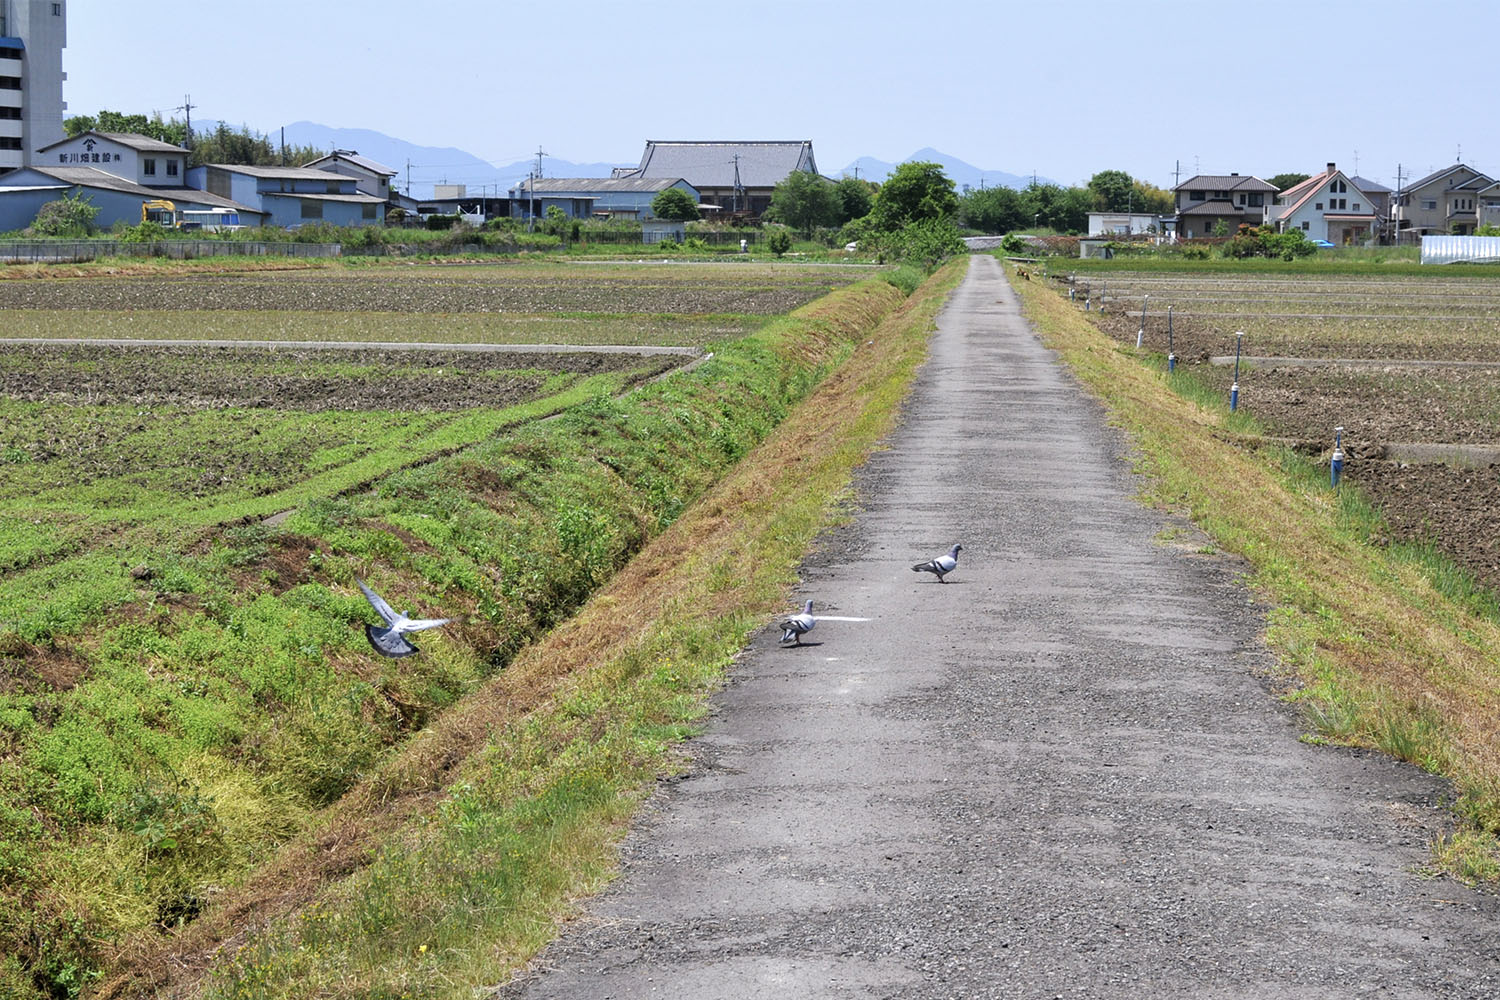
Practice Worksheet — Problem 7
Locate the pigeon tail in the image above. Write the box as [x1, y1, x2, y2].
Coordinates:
[367, 625, 421, 658]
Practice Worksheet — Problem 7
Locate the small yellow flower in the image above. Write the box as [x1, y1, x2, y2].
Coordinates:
[419, 944, 428, 954]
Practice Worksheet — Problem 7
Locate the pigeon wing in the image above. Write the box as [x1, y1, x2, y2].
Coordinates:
[366, 625, 420, 658]
[401, 616, 451, 633]
[357, 578, 400, 626]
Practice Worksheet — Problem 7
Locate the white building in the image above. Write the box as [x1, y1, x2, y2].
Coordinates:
[0, 0, 67, 172]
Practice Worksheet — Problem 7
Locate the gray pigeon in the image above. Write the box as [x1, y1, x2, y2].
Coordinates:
[912, 543, 963, 583]
[779, 599, 816, 645]
[357, 577, 451, 658]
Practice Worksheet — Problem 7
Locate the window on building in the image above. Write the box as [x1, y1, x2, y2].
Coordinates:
[362, 203, 377, 220]
[301, 199, 323, 219]
[0, 107, 18, 120]
[166, 160, 178, 177]
[1315, 202, 1323, 210]
[1339, 199, 1347, 209]
[1190, 190, 1205, 201]
[143, 158, 156, 176]
[52, 3, 62, 15]
[1423, 199, 1437, 210]
[1302, 221, 1310, 230]
[326, 181, 340, 194]
[0, 137, 19, 150]
[1249, 193, 1263, 207]
[0, 77, 20, 90]
[1238, 194, 1245, 205]
[0, 47, 21, 59]
[1353, 203, 1360, 211]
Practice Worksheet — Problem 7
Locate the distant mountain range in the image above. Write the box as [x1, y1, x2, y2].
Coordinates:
[835, 148, 1050, 191]
[209, 123, 1043, 199]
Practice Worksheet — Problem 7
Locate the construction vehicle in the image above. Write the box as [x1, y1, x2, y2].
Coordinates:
[141, 199, 181, 227]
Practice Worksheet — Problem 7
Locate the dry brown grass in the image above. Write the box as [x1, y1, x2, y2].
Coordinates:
[1013, 265, 1500, 848]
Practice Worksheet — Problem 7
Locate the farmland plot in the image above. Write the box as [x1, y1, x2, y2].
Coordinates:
[1063, 268, 1500, 588]
[0, 258, 891, 997]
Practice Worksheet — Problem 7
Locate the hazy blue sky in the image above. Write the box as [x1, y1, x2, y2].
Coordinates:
[63, 0, 1494, 190]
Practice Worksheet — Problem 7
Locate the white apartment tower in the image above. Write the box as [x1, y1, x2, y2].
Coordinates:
[0, 0, 67, 172]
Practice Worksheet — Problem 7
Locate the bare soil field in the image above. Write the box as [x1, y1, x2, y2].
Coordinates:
[0, 342, 677, 412]
[1058, 268, 1500, 591]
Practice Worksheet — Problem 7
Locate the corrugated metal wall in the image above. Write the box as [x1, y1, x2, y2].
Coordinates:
[1421, 235, 1500, 264]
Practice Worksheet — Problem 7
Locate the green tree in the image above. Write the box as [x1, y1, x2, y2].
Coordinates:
[891, 217, 965, 270]
[833, 175, 874, 226]
[1268, 173, 1310, 193]
[64, 110, 188, 147]
[650, 186, 700, 222]
[869, 161, 957, 232]
[1021, 182, 1091, 234]
[959, 185, 1026, 233]
[1131, 180, 1175, 216]
[766, 228, 793, 257]
[766, 171, 838, 235]
[1087, 169, 1136, 211]
[25, 190, 100, 237]
[189, 122, 322, 167]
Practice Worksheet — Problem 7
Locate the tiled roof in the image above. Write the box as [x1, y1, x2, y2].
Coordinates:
[37, 130, 187, 154]
[516, 176, 690, 195]
[303, 151, 398, 177]
[1406, 163, 1493, 193]
[1348, 175, 1391, 194]
[1177, 201, 1260, 216]
[27, 167, 255, 212]
[1174, 174, 1277, 193]
[623, 141, 817, 189]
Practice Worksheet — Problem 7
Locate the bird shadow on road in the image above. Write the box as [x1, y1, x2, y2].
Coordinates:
[778, 641, 825, 648]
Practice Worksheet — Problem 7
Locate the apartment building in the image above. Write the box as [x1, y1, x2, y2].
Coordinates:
[0, 0, 66, 172]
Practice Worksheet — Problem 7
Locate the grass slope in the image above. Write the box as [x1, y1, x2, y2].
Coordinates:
[1008, 264, 1500, 881]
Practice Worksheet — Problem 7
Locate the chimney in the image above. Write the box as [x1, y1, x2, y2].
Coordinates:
[1327, 162, 1336, 175]
[1230, 172, 1239, 176]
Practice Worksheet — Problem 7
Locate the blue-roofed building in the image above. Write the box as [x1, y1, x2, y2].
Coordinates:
[614, 140, 818, 218]
[188, 163, 386, 228]
[506, 176, 699, 221]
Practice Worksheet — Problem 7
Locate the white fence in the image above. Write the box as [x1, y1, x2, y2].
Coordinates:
[1420, 235, 1500, 265]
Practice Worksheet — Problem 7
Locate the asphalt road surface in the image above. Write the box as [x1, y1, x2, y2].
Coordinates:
[499, 254, 1500, 999]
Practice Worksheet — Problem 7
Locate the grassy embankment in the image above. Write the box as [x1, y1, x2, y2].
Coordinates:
[0, 261, 944, 998]
[1009, 263, 1500, 881]
[86, 261, 959, 1000]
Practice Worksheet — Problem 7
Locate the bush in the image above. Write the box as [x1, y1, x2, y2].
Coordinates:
[1000, 233, 1027, 254]
[25, 191, 100, 237]
[766, 229, 793, 257]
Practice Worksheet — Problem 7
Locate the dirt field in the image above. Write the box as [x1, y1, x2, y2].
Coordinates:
[1061, 268, 1500, 592]
[0, 342, 679, 412]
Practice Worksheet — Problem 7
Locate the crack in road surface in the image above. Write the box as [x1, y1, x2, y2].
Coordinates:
[500, 254, 1500, 999]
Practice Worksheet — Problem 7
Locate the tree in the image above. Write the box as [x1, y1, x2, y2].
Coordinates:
[868, 161, 957, 232]
[958, 185, 1026, 233]
[766, 170, 838, 235]
[766, 229, 793, 257]
[64, 110, 187, 147]
[25, 190, 100, 237]
[1268, 173, 1310, 193]
[833, 176, 874, 226]
[1131, 180, 1175, 216]
[651, 186, 700, 222]
[891, 217, 965, 270]
[1087, 170, 1136, 212]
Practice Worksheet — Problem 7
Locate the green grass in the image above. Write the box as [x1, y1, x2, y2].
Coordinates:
[0, 265, 913, 1000]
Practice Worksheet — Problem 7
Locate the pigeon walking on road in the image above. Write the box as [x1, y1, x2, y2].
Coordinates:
[779, 599, 817, 645]
[912, 543, 963, 583]
[357, 577, 451, 658]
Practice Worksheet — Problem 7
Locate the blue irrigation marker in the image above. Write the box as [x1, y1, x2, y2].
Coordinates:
[1331, 426, 1345, 489]
[1167, 306, 1176, 372]
[1230, 331, 1244, 412]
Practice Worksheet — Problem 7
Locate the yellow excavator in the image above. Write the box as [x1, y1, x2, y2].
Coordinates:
[141, 199, 181, 227]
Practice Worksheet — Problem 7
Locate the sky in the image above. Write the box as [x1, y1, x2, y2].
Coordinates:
[61, 0, 1500, 191]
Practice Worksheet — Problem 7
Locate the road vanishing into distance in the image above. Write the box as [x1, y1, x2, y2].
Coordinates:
[501, 255, 1500, 999]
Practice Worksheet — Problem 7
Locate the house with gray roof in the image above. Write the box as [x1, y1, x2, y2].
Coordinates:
[1395, 163, 1492, 239]
[37, 130, 192, 188]
[506, 176, 698, 220]
[615, 140, 817, 218]
[1172, 173, 1277, 238]
[188, 163, 385, 228]
[0, 163, 262, 232]
[303, 149, 399, 201]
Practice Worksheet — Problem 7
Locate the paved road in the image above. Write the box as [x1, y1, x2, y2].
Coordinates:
[501, 254, 1500, 999]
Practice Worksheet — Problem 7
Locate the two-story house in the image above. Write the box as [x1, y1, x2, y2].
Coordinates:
[1172, 173, 1277, 238]
[1395, 163, 1493, 239]
[187, 163, 386, 227]
[1271, 163, 1379, 245]
[303, 148, 398, 202]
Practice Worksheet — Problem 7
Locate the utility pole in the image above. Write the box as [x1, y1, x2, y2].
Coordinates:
[406, 158, 411, 199]
[1173, 159, 1181, 187]
[730, 154, 743, 214]
[1394, 163, 1405, 245]
[174, 93, 195, 147]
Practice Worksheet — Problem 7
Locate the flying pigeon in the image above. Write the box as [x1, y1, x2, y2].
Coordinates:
[912, 543, 963, 583]
[779, 599, 816, 645]
[357, 577, 451, 658]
